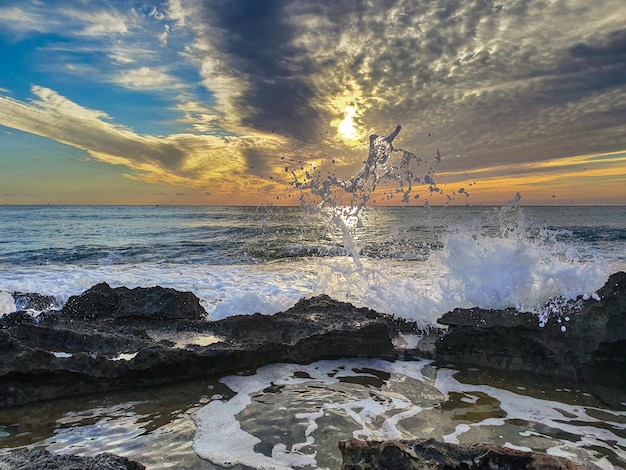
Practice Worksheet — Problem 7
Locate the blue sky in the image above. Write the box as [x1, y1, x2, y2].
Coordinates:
[1, 0, 625, 205]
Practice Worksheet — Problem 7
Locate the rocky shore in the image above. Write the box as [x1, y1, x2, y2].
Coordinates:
[339, 438, 589, 469]
[0, 447, 146, 470]
[436, 270, 626, 402]
[0, 283, 415, 408]
[1, 272, 624, 468]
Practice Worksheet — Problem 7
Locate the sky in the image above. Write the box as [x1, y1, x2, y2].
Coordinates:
[0, 0, 625, 206]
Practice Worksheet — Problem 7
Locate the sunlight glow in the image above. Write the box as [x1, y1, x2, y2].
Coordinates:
[338, 106, 358, 140]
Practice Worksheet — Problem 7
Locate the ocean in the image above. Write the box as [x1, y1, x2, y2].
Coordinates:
[1, 203, 625, 468]
[1, 204, 625, 322]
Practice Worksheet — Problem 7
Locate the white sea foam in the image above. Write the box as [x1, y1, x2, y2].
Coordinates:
[192, 359, 625, 469]
[52, 352, 74, 358]
[436, 367, 626, 465]
[111, 353, 138, 361]
[193, 359, 432, 468]
[0, 291, 16, 316]
[0, 235, 611, 328]
[436, 223, 608, 314]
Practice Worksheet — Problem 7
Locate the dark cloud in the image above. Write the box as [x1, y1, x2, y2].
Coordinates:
[505, 29, 626, 110]
[199, 0, 321, 139]
[241, 146, 273, 174]
[567, 29, 626, 91]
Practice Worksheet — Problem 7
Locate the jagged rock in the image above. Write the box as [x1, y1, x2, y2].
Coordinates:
[435, 271, 626, 393]
[0, 311, 37, 328]
[0, 292, 410, 407]
[338, 438, 588, 469]
[209, 294, 401, 360]
[2, 272, 624, 409]
[0, 447, 145, 469]
[60, 282, 206, 321]
[12, 292, 57, 312]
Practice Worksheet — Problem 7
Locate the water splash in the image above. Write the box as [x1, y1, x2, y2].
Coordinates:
[436, 193, 608, 316]
[291, 125, 441, 266]
[285, 128, 608, 324]
[0, 291, 16, 316]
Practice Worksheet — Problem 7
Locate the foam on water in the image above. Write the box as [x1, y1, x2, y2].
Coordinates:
[192, 359, 432, 469]
[192, 359, 626, 469]
[0, 291, 15, 316]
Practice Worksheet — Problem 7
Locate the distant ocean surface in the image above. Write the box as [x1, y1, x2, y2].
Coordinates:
[1, 204, 625, 325]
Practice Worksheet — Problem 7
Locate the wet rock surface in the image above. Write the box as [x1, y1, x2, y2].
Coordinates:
[1, 277, 625, 469]
[60, 282, 206, 321]
[0, 286, 412, 407]
[436, 271, 626, 397]
[1, 273, 625, 408]
[0, 447, 146, 470]
[12, 292, 58, 312]
[338, 438, 589, 469]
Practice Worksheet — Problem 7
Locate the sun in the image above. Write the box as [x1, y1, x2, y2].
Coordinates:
[338, 106, 359, 141]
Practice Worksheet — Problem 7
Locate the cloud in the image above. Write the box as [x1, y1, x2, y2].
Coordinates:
[0, 86, 268, 192]
[0, 1, 192, 97]
[172, 0, 323, 141]
[112, 66, 188, 90]
[29, 86, 112, 122]
[0, 0, 625, 205]
[58, 7, 133, 37]
[0, 3, 133, 37]
[166, 0, 186, 27]
[0, 5, 53, 34]
[162, 0, 622, 184]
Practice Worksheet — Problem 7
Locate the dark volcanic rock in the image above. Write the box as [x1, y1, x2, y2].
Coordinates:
[0, 292, 59, 327]
[210, 294, 401, 361]
[0, 310, 37, 328]
[0, 447, 145, 469]
[12, 292, 57, 312]
[61, 282, 206, 321]
[0, 292, 407, 407]
[4, 272, 624, 409]
[436, 271, 626, 392]
[339, 438, 588, 469]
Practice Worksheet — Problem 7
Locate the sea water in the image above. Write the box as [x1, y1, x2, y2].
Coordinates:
[0, 204, 624, 324]
[1, 203, 625, 468]
[0, 358, 624, 469]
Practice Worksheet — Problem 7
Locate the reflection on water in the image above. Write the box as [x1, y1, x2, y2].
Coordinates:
[0, 360, 624, 470]
[0, 379, 234, 469]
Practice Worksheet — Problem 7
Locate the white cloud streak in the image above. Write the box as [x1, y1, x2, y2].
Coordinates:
[113, 66, 188, 90]
[0, 86, 271, 191]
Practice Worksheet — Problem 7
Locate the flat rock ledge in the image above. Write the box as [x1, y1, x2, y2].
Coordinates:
[0, 447, 145, 470]
[0, 283, 418, 408]
[338, 438, 588, 469]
